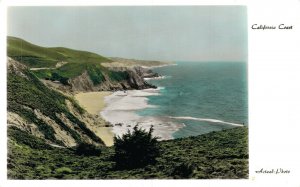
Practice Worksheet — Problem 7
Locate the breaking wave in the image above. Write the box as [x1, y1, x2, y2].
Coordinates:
[168, 116, 244, 127]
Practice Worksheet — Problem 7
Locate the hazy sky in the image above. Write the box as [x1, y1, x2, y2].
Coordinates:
[8, 6, 247, 62]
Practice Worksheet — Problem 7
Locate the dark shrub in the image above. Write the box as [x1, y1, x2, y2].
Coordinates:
[114, 125, 160, 169]
[171, 162, 195, 179]
[50, 72, 69, 85]
[75, 143, 102, 156]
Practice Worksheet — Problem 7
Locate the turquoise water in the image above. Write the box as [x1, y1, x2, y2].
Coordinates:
[137, 61, 248, 138]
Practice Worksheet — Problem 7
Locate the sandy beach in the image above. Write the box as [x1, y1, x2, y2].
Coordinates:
[75, 92, 112, 115]
[75, 91, 114, 146]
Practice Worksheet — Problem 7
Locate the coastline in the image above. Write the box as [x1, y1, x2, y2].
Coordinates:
[74, 91, 115, 146]
[72, 64, 175, 145]
[73, 63, 178, 144]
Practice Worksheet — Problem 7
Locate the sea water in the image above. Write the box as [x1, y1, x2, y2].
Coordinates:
[137, 61, 248, 138]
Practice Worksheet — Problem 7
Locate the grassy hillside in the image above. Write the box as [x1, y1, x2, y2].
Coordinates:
[7, 36, 111, 68]
[7, 58, 104, 146]
[8, 126, 248, 179]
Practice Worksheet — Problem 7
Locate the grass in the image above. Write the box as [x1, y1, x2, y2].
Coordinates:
[8, 126, 248, 179]
[7, 36, 111, 68]
[33, 62, 130, 85]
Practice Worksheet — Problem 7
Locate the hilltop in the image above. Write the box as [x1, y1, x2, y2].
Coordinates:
[7, 36, 111, 68]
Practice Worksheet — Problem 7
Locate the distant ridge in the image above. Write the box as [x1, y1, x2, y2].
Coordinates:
[105, 57, 174, 68]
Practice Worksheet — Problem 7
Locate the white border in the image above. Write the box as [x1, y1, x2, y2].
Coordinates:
[0, 1, 8, 186]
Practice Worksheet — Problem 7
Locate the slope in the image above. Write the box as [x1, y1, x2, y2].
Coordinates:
[7, 57, 106, 147]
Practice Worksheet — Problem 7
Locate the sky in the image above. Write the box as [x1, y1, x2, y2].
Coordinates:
[7, 6, 247, 62]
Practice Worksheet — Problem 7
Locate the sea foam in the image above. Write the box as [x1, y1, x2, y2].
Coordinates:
[168, 116, 244, 127]
[100, 89, 184, 140]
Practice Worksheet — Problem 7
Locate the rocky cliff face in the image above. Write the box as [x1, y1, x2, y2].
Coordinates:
[132, 66, 160, 78]
[123, 67, 157, 89]
[45, 66, 157, 93]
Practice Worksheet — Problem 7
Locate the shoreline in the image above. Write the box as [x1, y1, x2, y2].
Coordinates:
[74, 91, 115, 146]
[100, 88, 184, 140]
[144, 75, 168, 81]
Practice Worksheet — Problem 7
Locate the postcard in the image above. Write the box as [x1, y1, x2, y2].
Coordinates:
[1, 0, 300, 186]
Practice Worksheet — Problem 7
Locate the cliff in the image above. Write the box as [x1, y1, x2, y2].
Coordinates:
[48, 66, 157, 93]
[7, 57, 108, 147]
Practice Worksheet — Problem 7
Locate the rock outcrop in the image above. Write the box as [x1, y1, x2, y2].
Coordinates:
[44, 66, 158, 93]
[132, 66, 160, 79]
[7, 57, 28, 79]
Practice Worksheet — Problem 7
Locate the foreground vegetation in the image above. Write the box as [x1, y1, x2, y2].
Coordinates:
[8, 126, 248, 179]
[114, 125, 160, 169]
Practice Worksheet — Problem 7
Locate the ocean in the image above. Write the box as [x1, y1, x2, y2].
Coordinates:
[101, 61, 247, 140]
[138, 61, 248, 138]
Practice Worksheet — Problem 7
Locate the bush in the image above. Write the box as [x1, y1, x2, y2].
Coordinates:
[55, 167, 73, 174]
[114, 125, 160, 169]
[171, 162, 195, 179]
[50, 72, 69, 85]
[75, 143, 102, 156]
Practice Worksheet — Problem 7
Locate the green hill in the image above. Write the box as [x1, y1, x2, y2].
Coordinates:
[8, 126, 248, 179]
[7, 36, 111, 68]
